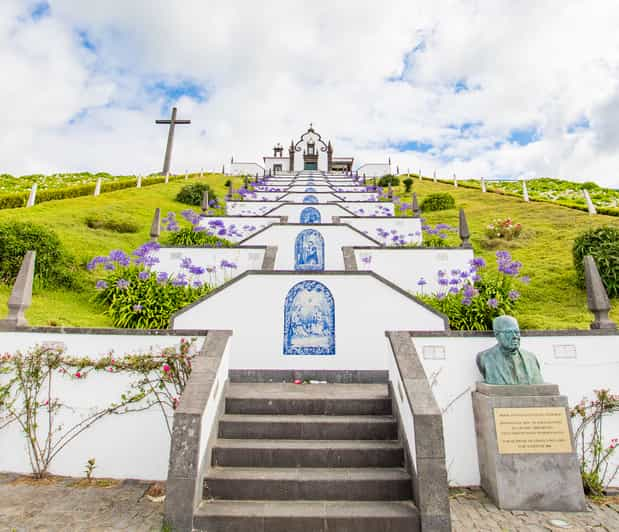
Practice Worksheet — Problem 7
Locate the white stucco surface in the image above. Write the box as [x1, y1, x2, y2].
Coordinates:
[226, 201, 282, 216]
[355, 248, 475, 292]
[195, 216, 281, 242]
[344, 217, 423, 246]
[151, 247, 266, 285]
[172, 273, 447, 370]
[267, 203, 357, 223]
[280, 192, 343, 203]
[0, 332, 205, 480]
[241, 225, 378, 270]
[339, 202, 395, 216]
[410, 334, 619, 487]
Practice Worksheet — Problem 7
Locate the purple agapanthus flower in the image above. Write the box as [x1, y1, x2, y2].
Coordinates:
[189, 265, 205, 275]
[180, 257, 193, 269]
[487, 298, 499, 309]
[116, 279, 129, 289]
[157, 272, 169, 283]
[133, 304, 143, 312]
[109, 250, 130, 267]
[508, 290, 520, 301]
[138, 271, 150, 280]
[95, 280, 108, 289]
[417, 277, 427, 286]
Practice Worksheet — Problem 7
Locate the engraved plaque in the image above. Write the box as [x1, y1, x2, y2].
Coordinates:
[494, 407, 573, 454]
[422, 345, 446, 360]
[553, 344, 577, 359]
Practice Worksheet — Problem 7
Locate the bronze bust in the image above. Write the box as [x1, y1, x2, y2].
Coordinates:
[476, 315, 544, 385]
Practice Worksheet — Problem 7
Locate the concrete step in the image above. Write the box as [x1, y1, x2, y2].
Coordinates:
[203, 467, 412, 501]
[194, 500, 420, 532]
[225, 383, 391, 416]
[218, 414, 398, 440]
[212, 439, 404, 468]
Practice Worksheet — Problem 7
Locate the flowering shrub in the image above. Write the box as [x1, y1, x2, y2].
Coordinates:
[421, 221, 457, 247]
[89, 243, 213, 328]
[0, 340, 196, 478]
[485, 218, 522, 240]
[573, 226, 619, 298]
[420, 251, 529, 330]
[163, 210, 248, 247]
[571, 389, 619, 497]
[0, 221, 77, 288]
[175, 182, 218, 207]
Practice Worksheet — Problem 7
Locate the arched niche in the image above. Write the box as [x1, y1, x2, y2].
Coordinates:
[300, 206, 321, 224]
[283, 280, 335, 355]
[294, 229, 325, 271]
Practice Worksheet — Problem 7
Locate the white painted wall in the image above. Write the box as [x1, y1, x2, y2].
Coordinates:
[280, 192, 343, 203]
[337, 193, 382, 201]
[229, 162, 264, 175]
[339, 202, 395, 216]
[226, 201, 282, 216]
[244, 191, 287, 201]
[242, 225, 378, 270]
[410, 334, 619, 487]
[172, 273, 447, 370]
[0, 332, 205, 480]
[344, 217, 422, 246]
[267, 203, 357, 223]
[195, 216, 280, 242]
[355, 248, 475, 293]
[151, 247, 266, 285]
[288, 186, 335, 193]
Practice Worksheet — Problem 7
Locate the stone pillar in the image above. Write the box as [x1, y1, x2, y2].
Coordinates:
[418, 168, 422, 180]
[453, 174, 458, 188]
[481, 177, 487, 193]
[26, 183, 37, 207]
[522, 181, 530, 202]
[200, 168, 203, 178]
[584, 255, 616, 329]
[459, 208, 472, 248]
[472, 382, 586, 511]
[433, 170, 437, 183]
[185, 170, 188, 180]
[137, 175, 142, 188]
[94, 178, 102, 196]
[583, 189, 597, 215]
[164, 174, 169, 184]
[412, 192, 420, 217]
[0, 251, 35, 329]
[201, 191, 209, 215]
[150, 208, 161, 242]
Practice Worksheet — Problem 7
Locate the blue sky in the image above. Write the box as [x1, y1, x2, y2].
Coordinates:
[2, 0, 619, 187]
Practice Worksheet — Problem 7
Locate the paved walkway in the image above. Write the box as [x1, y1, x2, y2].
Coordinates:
[1, 474, 618, 531]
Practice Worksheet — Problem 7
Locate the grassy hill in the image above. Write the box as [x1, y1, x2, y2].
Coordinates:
[0, 174, 617, 329]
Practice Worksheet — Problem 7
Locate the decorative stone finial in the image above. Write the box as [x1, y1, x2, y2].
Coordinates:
[584, 255, 616, 330]
[412, 192, 420, 216]
[164, 173, 169, 184]
[0, 251, 35, 329]
[433, 170, 437, 182]
[481, 177, 486, 193]
[137, 175, 142, 188]
[150, 208, 161, 242]
[94, 177, 102, 196]
[459, 208, 472, 248]
[453, 174, 458, 188]
[387, 180, 393, 199]
[201, 190, 209, 214]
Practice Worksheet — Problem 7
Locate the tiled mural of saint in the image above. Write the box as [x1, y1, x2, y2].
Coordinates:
[303, 195, 318, 203]
[294, 229, 324, 271]
[283, 280, 335, 355]
[300, 206, 321, 224]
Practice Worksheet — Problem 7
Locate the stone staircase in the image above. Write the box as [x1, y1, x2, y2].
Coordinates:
[194, 380, 420, 531]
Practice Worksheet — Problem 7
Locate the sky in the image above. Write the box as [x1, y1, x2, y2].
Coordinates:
[2, 0, 619, 187]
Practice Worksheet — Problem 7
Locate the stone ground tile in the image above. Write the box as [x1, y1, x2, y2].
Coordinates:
[1, 474, 618, 531]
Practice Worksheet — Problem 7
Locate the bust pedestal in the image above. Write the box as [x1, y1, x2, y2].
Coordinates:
[472, 382, 585, 511]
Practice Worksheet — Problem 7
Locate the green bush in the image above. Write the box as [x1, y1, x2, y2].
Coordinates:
[175, 183, 217, 207]
[85, 214, 140, 233]
[0, 221, 77, 288]
[93, 266, 212, 328]
[166, 228, 233, 247]
[378, 175, 399, 187]
[403, 178, 414, 193]
[421, 193, 456, 212]
[573, 226, 619, 297]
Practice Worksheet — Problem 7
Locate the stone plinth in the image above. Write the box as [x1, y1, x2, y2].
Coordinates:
[472, 382, 585, 511]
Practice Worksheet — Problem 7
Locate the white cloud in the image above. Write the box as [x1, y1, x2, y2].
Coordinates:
[1, 0, 619, 186]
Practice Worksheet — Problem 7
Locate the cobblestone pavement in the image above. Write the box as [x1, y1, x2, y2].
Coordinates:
[450, 487, 619, 532]
[1, 474, 619, 531]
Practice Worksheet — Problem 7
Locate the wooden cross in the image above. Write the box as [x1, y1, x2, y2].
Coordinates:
[156, 107, 191, 176]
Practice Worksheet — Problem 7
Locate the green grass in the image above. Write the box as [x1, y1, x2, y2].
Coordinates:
[0, 173, 240, 327]
[398, 179, 619, 329]
[0, 174, 617, 329]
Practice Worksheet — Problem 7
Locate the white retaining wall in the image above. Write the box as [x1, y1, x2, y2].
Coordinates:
[172, 273, 447, 370]
[268, 203, 357, 223]
[151, 247, 266, 285]
[339, 202, 395, 216]
[196, 216, 281, 242]
[354, 248, 474, 293]
[226, 201, 282, 216]
[410, 333, 619, 487]
[242, 225, 378, 270]
[0, 331, 205, 480]
[343, 217, 423, 246]
[280, 192, 343, 203]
